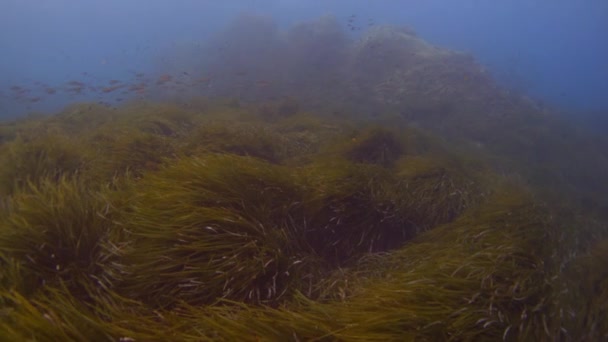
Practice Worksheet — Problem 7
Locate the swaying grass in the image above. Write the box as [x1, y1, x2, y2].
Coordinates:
[85, 127, 177, 180]
[117, 154, 326, 307]
[0, 99, 604, 340]
[0, 135, 89, 197]
[315, 188, 560, 341]
[564, 238, 608, 340]
[389, 155, 492, 230]
[299, 159, 415, 266]
[116, 151, 454, 308]
[0, 287, 115, 342]
[0, 176, 120, 300]
[88, 186, 564, 341]
[342, 127, 405, 167]
[182, 121, 294, 163]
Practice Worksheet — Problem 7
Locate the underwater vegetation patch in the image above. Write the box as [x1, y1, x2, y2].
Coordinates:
[299, 160, 415, 266]
[390, 155, 490, 230]
[311, 189, 563, 341]
[85, 127, 177, 180]
[0, 134, 90, 197]
[0, 176, 120, 300]
[342, 127, 405, 167]
[117, 152, 447, 308]
[564, 238, 608, 340]
[0, 99, 605, 340]
[182, 122, 292, 163]
[0, 186, 566, 342]
[117, 154, 322, 307]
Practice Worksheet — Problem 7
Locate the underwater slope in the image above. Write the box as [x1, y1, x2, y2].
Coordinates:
[196, 15, 608, 217]
[0, 14, 607, 341]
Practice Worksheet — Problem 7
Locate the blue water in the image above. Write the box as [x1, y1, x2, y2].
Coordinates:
[1, 0, 607, 119]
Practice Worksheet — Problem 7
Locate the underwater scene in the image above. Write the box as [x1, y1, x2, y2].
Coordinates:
[1, 1, 607, 341]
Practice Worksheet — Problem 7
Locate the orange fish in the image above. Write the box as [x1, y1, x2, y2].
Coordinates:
[67, 86, 84, 94]
[129, 83, 147, 94]
[196, 77, 212, 84]
[156, 74, 173, 85]
[67, 80, 85, 87]
[101, 85, 123, 93]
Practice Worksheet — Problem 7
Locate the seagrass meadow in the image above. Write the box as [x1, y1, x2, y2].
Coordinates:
[0, 97, 606, 341]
